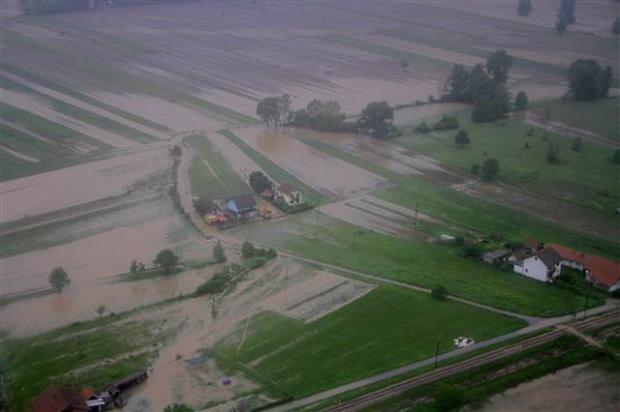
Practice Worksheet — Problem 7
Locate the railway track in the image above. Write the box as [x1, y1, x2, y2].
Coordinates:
[323, 310, 620, 412]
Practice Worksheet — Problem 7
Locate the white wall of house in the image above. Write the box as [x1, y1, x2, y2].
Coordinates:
[513, 256, 550, 282]
[281, 190, 302, 206]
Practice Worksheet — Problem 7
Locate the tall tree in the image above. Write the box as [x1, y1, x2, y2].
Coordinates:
[517, 0, 532, 16]
[486, 50, 513, 84]
[49, 267, 71, 293]
[568, 59, 613, 101]
[514, 91, 529, 111]
[357, 101, 394, 138]
[443, 64, 471, 102]
[466, 64, 494, 101]
[153, 249, 179, 274]
[256, 97, 281, 128]
[471, 96, 495, 123]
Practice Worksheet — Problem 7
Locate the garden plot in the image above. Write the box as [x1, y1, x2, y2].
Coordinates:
[1, 147, 170, 222]
[232, 126, 386, 199]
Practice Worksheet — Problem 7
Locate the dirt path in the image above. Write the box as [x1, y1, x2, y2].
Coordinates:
[522, 111, 618, 148]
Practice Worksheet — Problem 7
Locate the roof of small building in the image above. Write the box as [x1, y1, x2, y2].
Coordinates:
[535, 247, 563, 269]
[79, 387, 96, 400]
[524, 239, 542, 250]
[512, 247, 535, 262]
[483, 249, 511, 259]
[279, 182, 299, 195]
[228, 193, 256, 210]
[583, 255, 620, 287]
[33, 385, 88, 412]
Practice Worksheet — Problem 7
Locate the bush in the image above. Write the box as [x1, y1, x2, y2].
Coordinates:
[153, 249, 179, 274]
[433, 115, 460, 131]
[481, 158, 500, 180]
[462, 243, 483, 259]
[571, 137, 582, 152]
[213, 241, 226, 263]
[546, 139, 560, 164]
[249, 171, 272, 194]
[514, 91, 529, 111]
[612, 148, 620, 164]
[414, 121, 432, 134]
[433, 385, 465, 412]
[470, 163, 480, 175]
[241, 241, 256, 259]
[431, 285, 448, 301]
[454, 129, 470, 147]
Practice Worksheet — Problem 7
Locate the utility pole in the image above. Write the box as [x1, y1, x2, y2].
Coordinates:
[413, 204, 418, 228]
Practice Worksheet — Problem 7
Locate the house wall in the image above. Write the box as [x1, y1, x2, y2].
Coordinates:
[514, 256, 549, 282]
[281, 191, 302, 206]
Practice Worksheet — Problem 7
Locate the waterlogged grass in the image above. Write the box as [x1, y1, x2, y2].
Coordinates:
[213, 285, 525, 398]
[530, 97, 620, 141]
[231, 213, 604, 317]
[220, 129, 327, 205]
[187, 135, 249, 200]
[0, 317, 159, 412]
[1, 75, 157, 143]
[3, 63, 172, 133]
[396, 113, 620, 212]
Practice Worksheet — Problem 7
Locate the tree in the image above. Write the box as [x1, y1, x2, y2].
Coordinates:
[153, 249, 179, 274]
[466, 64, 494, 100]
[241, 241, 256, 259]
[613, 17, 620, 35]
[514, 91, 529, 111]
[96, 305, 106, 317]
[357, 101, 394, 138]
[454, 129, 471, 147]
[486, 50, 513, 84]
[517, 0, 532, 16]
[556, 17, 567, 35]
[443, 64, 470, 102]
[400, 59, 409, 72]
[558, 0, 576, 25]
[613, 148, 620, 164]
[545, 139, 560, 164]
[249, 171, 272, 194]
[256, 97, 281, 127]
[489, 84, 512, 119]
[163, 404, 194, 412]
[433, 385, 465, 412]
[431, 285, 448, 301]
[213, 241, 226, 263]
[278, 94, 291, 123]
[567, 59, 612, 101]
[130, 260, 139, 274]
[572, 137, 582, 152]
[471, 96, 495, 122]
[306, 99, 324, 118]
[49, 267, 70, 293]
[481, 158, 500, 180]
[470, 163, 480, 175]
[170, 145, 182, 157]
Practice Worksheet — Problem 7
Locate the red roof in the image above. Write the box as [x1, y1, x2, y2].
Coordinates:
[547, 243, 620, 288]
[524, 239, 542, 250]
[546, 243, 587, 265]
[33, 385, 88, 412]
[583, 255, 620, 287]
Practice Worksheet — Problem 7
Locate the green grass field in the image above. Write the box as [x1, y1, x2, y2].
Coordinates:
[213, 285, 526, 398]
[396, 112, 619, 213]
[228, 213, 604, 317]
[0, 316, 160, 412]
[187, 135, 249, 200]
[530, 97, 620, 141]
[220, 129, 328, 205]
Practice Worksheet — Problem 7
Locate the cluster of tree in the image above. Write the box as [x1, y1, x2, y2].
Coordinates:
[287, 99, 355, 132]
[153, 249, 179, 274]
[470, 158, 500, 180]
[213, 241, 226, 263]
[18, 0, 187, 15]
[567, 59, 614, 101]
[256, 94, 291, 128]
[517, 0, 532, 16]
[129, 259, 147, 273]
[433, 115, 460, 131]
[555, 0, 576, 34]
[241, 240, 277, 260]
[443, 50, 515, 123]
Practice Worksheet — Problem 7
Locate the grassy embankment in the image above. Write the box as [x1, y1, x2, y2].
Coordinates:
[0, 314, 168, 412]
[530, 97, 620, 141]
[229, 213, 604, 317]
[212, 284, 526, 399]
[186, 135, 250, 200]
[219, 129, 328, 206]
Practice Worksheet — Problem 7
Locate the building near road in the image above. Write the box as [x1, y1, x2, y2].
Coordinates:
[513, 247, 563, 282]
[483, 249, 511, 265]
[226, 193, 257, 219]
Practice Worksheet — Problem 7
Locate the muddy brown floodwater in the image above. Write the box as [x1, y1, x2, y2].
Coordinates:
[472, 362, 620, 412]
[233, 126, 386, 198]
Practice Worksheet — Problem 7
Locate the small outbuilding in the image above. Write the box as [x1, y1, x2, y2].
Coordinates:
[226, 193, 257, 218]
[276, 182, 303, 207]
[483, 249, 511, 264]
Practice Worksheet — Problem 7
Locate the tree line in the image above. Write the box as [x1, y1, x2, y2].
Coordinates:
[18, 0, 191, 15]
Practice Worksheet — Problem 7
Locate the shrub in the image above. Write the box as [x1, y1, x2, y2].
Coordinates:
[241, 241, 256, 259]
[433, 115, 460, 131]
[470, 163, 480, 175]
[481, 158, 500, 180]
[431, 285, 448, 301]
[454, 129, 470, 147]
[213, 241, 226, 263]
[612, 148, 620, 164]
[572, 137, 582, 152]
[249, 171, 272, 194]
[414, 121, 432, 134]
[153, 249, 179, 274]
[462, 243, 483, 259]
[545, 139, 560, 164]
[433, 385, 465, 412]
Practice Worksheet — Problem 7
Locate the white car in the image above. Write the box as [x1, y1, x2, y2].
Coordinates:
[453, 336, 475, 348]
